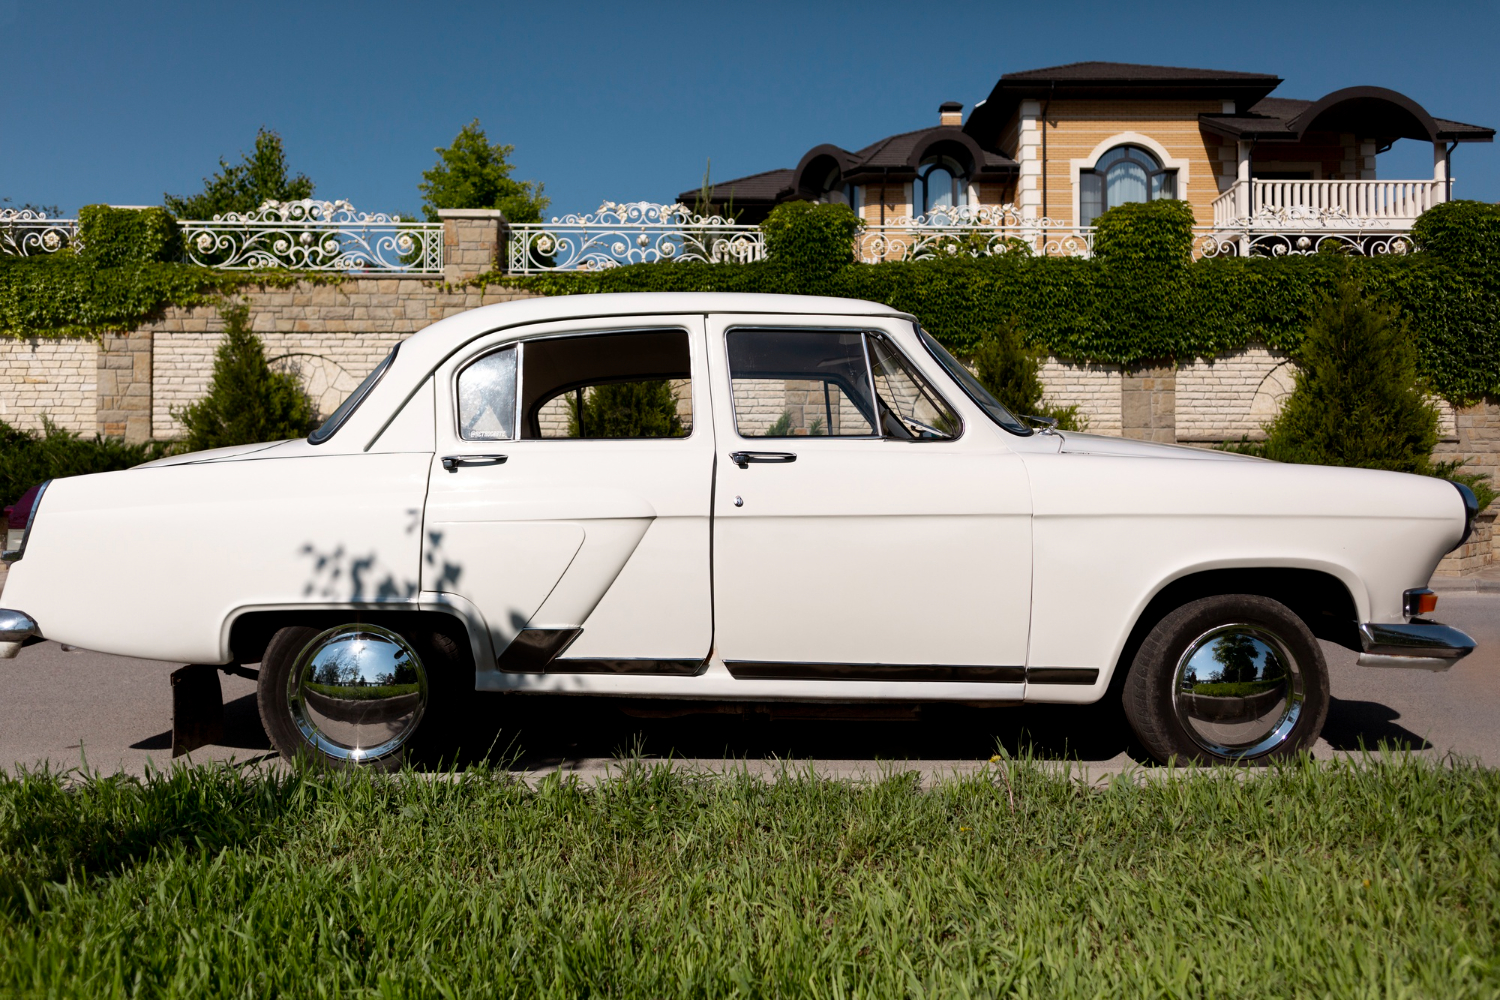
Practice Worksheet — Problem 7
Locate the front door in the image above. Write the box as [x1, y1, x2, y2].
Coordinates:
[705, 316, 1033, 680]
[425, 316, 715, 674]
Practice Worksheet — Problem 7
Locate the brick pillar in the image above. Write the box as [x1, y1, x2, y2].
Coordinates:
[97, 330, 152, 443]
[1121, 364, 1176, 443]
[438, 208, 510, 282]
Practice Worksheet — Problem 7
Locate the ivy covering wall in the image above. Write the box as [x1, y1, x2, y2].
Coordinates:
[4, 201, 1497, 405]
[0, 206, 329, 340]
[489, 200, 1500, 404]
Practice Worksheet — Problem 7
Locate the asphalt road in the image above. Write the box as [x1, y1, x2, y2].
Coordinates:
[2, 593, 1496, 781]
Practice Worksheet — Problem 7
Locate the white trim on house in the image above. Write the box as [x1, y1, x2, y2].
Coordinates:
[1068, 131, 1191, 226]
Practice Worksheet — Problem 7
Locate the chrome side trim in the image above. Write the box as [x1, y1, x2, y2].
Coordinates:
[1025, 666, 1101, 685]
[549, 658, 706, 676]
[1358, 620, 1475, 661]
[724, 661, 1027, 683]
[496, 628, 582, 673]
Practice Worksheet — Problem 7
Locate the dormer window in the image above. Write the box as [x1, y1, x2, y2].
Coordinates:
[1079, 145, 1176, 226]
[918, 155, 968, 217]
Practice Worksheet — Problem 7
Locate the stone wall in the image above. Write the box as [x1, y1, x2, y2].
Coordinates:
[0, 338, 96, 434]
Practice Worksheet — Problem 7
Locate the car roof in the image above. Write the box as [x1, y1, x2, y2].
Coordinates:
[334, 292, 916, 451]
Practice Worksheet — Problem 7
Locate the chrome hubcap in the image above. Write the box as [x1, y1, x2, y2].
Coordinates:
[288, 625, 427, 763]
[1171, 623, 1303, 759]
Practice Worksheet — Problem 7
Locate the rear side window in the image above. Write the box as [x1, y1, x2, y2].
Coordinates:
[457, 347, 517, 440]
[521, 329, 692, 440]
[309, 345, 397, 445]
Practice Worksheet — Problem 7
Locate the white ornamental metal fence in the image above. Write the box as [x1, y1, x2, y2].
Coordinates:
[855, 205, 1095, 261]
[0, 209, 79, 256]
[181, 199, 443, 273]
[2, 198, 1423, 269]
[507, 202, 764, 274]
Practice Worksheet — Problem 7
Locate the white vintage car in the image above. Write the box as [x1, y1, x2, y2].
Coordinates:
[0, 293, 1479, 766]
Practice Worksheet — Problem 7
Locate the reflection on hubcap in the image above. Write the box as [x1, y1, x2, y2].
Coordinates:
[1172, 623, 1303, 758]
[288, 625, 427, 762]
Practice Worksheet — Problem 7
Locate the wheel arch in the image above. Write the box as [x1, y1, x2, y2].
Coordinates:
[224, 603, 485, 682]
[1106, 566, 1360, 696]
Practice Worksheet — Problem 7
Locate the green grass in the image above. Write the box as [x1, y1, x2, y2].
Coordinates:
[1, 755, 1497, 998]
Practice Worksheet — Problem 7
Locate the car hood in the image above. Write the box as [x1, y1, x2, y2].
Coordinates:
[134, 440, 294, 469]
[1053, 431, 1261, 462]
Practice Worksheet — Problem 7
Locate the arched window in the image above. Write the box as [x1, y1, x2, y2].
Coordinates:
[1079, 145, 1176, 226]
[811, 164, 861, 213]
[917, 155, 968, 217]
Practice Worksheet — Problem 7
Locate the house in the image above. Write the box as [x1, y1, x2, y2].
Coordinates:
[681, 62, 1493, 247]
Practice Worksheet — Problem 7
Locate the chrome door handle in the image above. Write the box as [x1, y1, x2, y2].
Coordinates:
[441, 454, 508, 472]
[729, 451, 796, 468]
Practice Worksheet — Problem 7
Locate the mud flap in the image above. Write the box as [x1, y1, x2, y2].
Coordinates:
[171, 664, 224, 757]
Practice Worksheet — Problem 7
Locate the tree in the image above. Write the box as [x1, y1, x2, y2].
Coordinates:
[164, 128, 314, 219]
[419, 119, 549, 223]
[174, 301, 318, 451]
[1262, 273, 1437, 474]
[568, 381, 683, 438]
[970, 318, 1084, 431]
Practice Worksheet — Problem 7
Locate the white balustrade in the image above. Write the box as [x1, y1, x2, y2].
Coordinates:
[1214, 179, 1442, 229]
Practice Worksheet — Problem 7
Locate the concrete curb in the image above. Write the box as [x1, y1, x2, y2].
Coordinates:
[1430, 574, 1500, 593]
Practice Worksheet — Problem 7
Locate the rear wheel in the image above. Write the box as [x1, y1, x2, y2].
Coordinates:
[257, 623, 459, 769]
[1122, 594, 1329, 765]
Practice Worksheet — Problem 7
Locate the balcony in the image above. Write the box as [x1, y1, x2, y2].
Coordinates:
[1211, 178, 1444, 239]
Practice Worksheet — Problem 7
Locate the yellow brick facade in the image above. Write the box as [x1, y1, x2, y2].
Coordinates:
[1026, 99, 1229, 226]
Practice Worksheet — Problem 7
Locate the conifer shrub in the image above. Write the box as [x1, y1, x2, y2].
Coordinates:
[568, 381, 684, 438]
[1262, 272, 1437, 473]
[969, 319, 1084, 431]
[173, 300, 318, 452]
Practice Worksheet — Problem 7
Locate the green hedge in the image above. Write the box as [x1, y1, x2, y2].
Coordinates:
[485, 200, 1500, 404]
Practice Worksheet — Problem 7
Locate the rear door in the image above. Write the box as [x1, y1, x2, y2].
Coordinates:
[704, 315, 1032, 681]
[425, 315, 714, 674]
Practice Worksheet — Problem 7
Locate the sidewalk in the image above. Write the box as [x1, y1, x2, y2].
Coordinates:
[1430, 565, 1500, 593]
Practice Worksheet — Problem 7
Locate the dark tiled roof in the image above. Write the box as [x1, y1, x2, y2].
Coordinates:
[1199, 93, 1494, 143]
[679, 126, 1016, 208]
[966, 62, 1283, 148]
[677, 168, 794, 206]
[1001, 61, 1278, 83]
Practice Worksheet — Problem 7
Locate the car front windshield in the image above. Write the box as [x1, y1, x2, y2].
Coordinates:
[915, 326, 1032, 435]
[308, 345, 398, 445]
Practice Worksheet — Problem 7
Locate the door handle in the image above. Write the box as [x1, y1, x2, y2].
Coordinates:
[729, 451, 796, 468]
[441, 454, 508, 472]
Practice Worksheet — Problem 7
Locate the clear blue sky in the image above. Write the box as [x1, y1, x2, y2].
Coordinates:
[4, 0, 1497, 220]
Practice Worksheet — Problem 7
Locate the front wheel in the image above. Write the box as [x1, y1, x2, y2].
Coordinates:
[1122, 594, 1329, 765]
[258, 623, 450, 769]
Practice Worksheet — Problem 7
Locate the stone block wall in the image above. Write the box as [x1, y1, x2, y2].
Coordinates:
[1037, 358, 1122, 433]
[0, 338, 96, 434]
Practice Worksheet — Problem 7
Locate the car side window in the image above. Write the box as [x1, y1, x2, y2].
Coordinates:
[727, 329, 878, 437]
[521, 329, 692, 440]
[868, 334, 961, 439]
[457, 346, 517, 441]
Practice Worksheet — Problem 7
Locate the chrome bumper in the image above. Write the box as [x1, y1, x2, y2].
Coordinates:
[0, 609, 39, 659]
[1358, 620, 1476, 671]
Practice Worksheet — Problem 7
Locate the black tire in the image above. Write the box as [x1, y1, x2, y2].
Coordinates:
[1122, 594, 1329, 765]
[257, 623, 467, 770]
